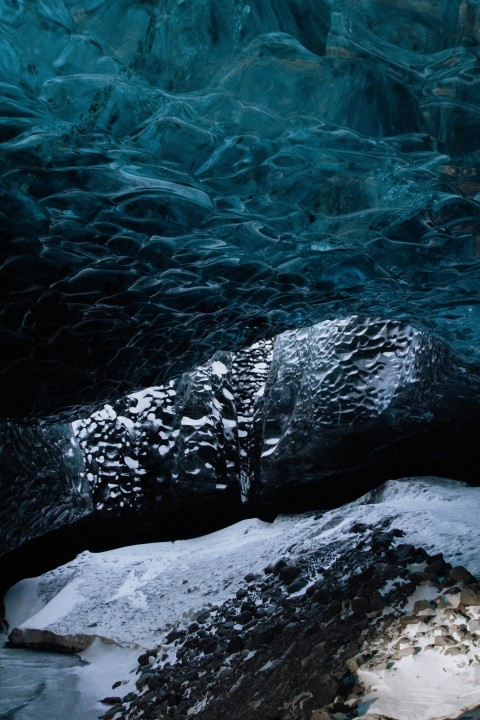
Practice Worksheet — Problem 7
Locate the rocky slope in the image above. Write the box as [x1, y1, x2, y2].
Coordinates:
[3, 477, 480, 720]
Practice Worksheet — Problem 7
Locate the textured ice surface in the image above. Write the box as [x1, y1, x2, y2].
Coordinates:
[1, 0, 480, 419]
[73, 316, 463, 513]
[0, 422, 91, 557]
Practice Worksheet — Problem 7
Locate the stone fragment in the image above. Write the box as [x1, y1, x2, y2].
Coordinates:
[397, 646, 419, 657]
[288, 577, 309, 593]
[460, 587, 480, 606]
[434, 636, 456, 646]
[399, 615, 421, 627]
[309, 711, 335, 720]
[278, 565, 302, 585]
[444, 646, 463, 656]
[467, 618, 480, 632]
[346, 653, 364, 672]
[413, 599, 436, 613]
[425, 555, 450, 576]
[449, 566, 477, 585]
[237, 611, 254, 625]
[227, 634, 244, 653]
[309, 673, 338, 707]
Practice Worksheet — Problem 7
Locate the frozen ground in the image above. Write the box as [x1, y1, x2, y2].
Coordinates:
[4, 476, 480, 719]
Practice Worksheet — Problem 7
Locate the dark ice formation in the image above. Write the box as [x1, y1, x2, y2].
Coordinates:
[2, 0, 480, 568]
[2, 314, 480, 563]
[1, 0, 480, 421]
[0, 421, 91, 557]
[74, 316, 476, 515]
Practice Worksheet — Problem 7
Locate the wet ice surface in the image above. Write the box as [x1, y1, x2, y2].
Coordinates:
[0, 634, 137, 720]
[0, 635, 93, 720]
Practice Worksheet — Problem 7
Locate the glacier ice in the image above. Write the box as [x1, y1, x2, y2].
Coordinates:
[0, 0, 480, 421]
[0, 421, 91, 557]
[72, 316, 479, 515]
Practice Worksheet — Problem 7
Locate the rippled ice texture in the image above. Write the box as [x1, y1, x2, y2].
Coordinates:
[1, 0, 480, 419]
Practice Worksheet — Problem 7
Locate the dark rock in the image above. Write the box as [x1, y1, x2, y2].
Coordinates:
[272, 559, 288, 575]
[351, 596, 369, 614]
[409, 571, 438, 583]
[391, 544, 416, 562]
[240, 600, 257, 615]
[369, 591, 386, 612]
[449, 566, 477, 585]
[287, 576, 308, 593]
[196, 611, 210, 624]
[246, 623, 275, 649]
[101, 696, 122, 705]
[227, 634, 245, 653]
[350, 523, 368, 534]
[309, 672, 339, 706]
[198, 636, 217, 654]
[425, 554, 450, 576]
[278, 565, 302, 585]
[237, 611, 254, 625]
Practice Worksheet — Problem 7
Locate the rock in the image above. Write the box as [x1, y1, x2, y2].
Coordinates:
[8, 627, 93, 653]
[236, 588, 248, 600]
[103, 706, 124, 720]
[309, 673, 338, 706]
[449, 566, 477, 585]
[101, 696, 122, 705]
[237, 611, 254, 625]
[309, 587, 332, 605]
[434, 635, 456, 646]
[137, 652, 155, 667]
[398, 616, 421, 627]
[287, 576, 309, 593]
[369, 591, 386, 612]
[244, 573, 256, 583]
[351, 596, 369, 614]
[346, 654, 364, 672]
[196, 611, 210, 624]
[409, 571, 438, 583]
[396, 646, 419, 657]
[240, 600, 257, 615]
[198, 636, 217, 654]
[309, 711, 334, 720]
[350, 522, 368, 534]
[444, 646, 463, 656]
[246, 623, 275, 649]
[425, 555, 450, 576]
[345, 694, 360, 708]
[413, 599, 436, 613]
[460, 587, 480, 606]
[278, 565, 302, 585]
[391, 544, 416, 562]
[227, 634, 244, 653]
[272, 559, 288, 574]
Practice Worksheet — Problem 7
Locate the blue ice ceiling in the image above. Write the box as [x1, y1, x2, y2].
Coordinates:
[1, 0, 480, 420]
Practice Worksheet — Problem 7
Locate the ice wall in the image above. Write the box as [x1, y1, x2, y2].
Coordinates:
[1, 0, 480, 420]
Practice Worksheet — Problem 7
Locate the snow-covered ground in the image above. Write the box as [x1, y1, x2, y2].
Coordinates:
[4, 476, 480, 720]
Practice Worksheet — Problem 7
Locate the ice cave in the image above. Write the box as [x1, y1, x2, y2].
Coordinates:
[1, 1, 480, 719]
